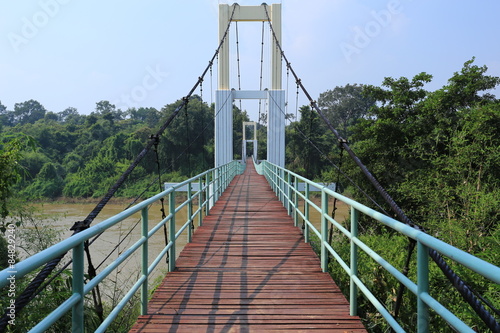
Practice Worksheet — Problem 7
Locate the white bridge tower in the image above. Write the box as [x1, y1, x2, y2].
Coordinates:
[215, 3, 285, 167]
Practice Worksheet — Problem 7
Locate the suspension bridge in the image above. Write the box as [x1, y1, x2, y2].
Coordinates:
[1, 3, 499, 333]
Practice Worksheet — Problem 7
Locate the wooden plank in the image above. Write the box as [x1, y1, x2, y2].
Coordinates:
[129, 161, 366, 332]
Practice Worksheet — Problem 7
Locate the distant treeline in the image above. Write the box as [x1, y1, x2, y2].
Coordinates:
[0, 96, 253, 199]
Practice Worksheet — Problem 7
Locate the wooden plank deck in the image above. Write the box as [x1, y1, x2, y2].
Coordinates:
[129, 162, 366, 332]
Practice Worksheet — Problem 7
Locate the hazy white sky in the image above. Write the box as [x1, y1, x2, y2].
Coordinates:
[1, 0, 499, 123]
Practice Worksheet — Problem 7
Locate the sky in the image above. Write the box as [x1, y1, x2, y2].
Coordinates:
[1, 0, 499, 123]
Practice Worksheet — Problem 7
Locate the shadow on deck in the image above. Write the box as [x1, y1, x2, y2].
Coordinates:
[129, 162, 366, 332]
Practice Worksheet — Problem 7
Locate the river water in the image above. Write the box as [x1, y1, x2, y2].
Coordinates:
[33, 201, 193, 294]
[31, 198, 348, 301]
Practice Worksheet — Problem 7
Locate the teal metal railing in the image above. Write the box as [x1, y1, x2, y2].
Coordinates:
[255, 160, 500, 333]
[0, 160, 245, 333]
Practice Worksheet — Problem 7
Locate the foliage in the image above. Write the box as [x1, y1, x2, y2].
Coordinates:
[0, 134, 36, 222]
[318, 83, 375, 138]
[347, 59, 500, 232]
[0, 200, 143, 331]
[0, 95, 235, 201]
[334, 58, 500, 331]
[0, 235, 8, 270]
[285, 105, 333, 179]
[0, 203, 74, 332]
[13, 100, 46, 126]
[283, 58, 500, 332]
[158, 96, 216, 176]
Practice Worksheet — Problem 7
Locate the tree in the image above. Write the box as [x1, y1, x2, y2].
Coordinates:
[13, 100, 47, 125]
[330, 59, 500, 332]
[347, 58, 500, 233]
[95, 100, 123, 125]
[95, 100, 116, 114]
[318, 84, 375, 139]
[160, 96, 214, 175]
[349, 72, 433, 200]
[233, 105, 250, 161]
[22, 162, 65, 198]
[58, 107, 83, 125]
[63, 154, 116, 198]
[128, 107, 160, 127]
[0, 135, 35, 223]
[0, 101, 12, 127]
[286, 106, 330, 179]
[399, 103, 500, 248]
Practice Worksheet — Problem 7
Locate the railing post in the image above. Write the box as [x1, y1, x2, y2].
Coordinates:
[168, 191, 176, 272]
[267, 165, 274, 191]
[264, 162, 268, 181]
[224, 164, 228, 191]
[222, 165, 225, 193]
[293, 175, 298, 227]
[214, 168, 218, 203]
[304, 183, 310, 243]
[350, 207, 359, 316]
[187, 183, 193, 243]
[212, 169, 216, 204]
[141, 207, 148, 315]
[205, 172, 210, 215]
[269, 164, 274, 191]
[222, 164, 226, 192]
[198, 177, 203, 226]
[72, 242, 84, 333]
[275, 165, 279, 195]
[286, 172, 292, 216]
[321, 190, 328, 272]
[273, 165, 277, 194]
[280, 169, 284, 203]
[214, 169, 219, 202]
[417, 242, 430, 332]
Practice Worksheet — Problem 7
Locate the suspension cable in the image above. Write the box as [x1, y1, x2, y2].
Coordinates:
[152, 135, 169, 264]
[329, 140, 346, 245]
[200, 73, 207, 170]
[267, 90, 390, 215]
[285, 61, 289, 116]
[295, 78, 300, 121]
[0, 5, 239, 330]
[210, 61, 214, 106]
[262, 4, 499, 331]
[183, 98, 192, 176]
[235, 22, 242, 112]
[258, 21, 265, 124]
[199, 75, 203, 101]
[84, 240, 104, 322]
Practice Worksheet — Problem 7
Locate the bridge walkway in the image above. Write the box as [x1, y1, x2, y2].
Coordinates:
[129, 161, 366, 332]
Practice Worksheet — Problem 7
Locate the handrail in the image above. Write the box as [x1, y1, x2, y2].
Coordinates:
[256, 160, 500, 333]
[0, 160, 245, 332]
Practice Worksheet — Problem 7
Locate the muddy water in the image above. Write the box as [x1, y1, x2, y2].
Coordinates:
[35, 197, 349, 293]
[35, 201, 194, 290]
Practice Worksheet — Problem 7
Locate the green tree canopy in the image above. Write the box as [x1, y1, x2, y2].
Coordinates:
[0, 135, 35, 220]
[318, 83, 376, 138]
[13, 99, 46, 125]
[347, 58, 500, 240]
